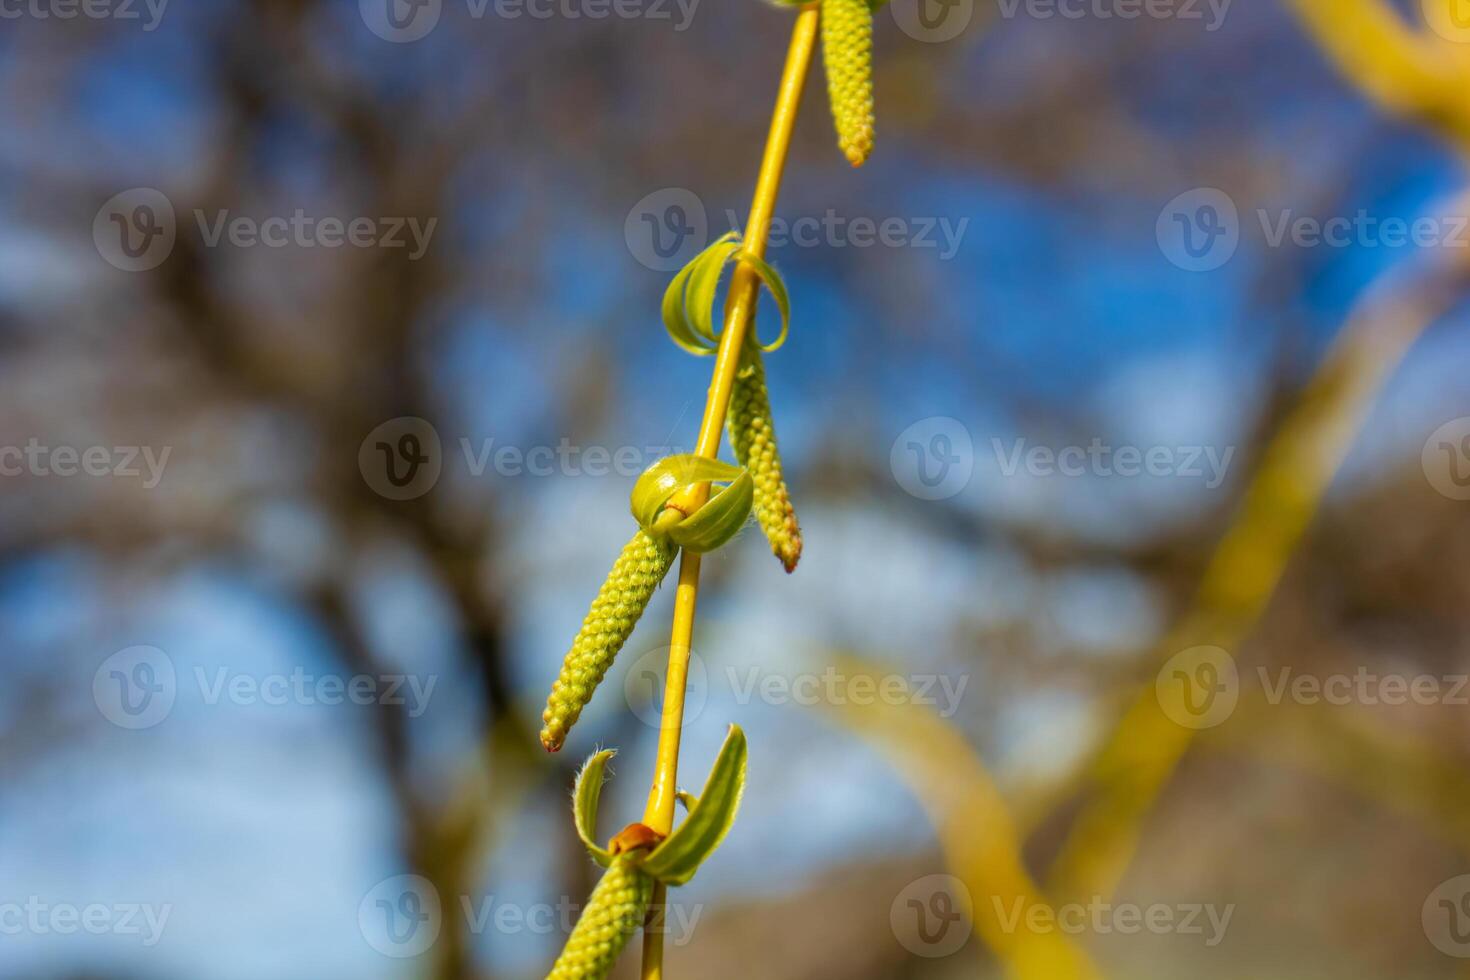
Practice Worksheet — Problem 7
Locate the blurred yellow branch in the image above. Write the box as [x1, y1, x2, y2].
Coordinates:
[1285, 0, 1470, 147]
[821, 654, 1103, 980]
[1045, 251, 1468, 905]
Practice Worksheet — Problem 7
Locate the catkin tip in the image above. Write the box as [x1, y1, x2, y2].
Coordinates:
[782, 551, 801, 574]
[540, 729, 564, 753]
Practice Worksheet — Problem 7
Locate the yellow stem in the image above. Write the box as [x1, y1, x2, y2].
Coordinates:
[639, 8, 820, 978]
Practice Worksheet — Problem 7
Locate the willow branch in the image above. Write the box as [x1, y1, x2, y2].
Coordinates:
[639, 8, 821, 978]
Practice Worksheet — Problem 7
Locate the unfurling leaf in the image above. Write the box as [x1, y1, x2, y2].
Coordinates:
[662, 233, 790, 357]
[572, 749, 617, 867]
[631, 454, 754, 554]
[640, 725, 749, 886]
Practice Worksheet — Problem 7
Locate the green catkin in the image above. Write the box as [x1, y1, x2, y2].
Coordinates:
[541, 529, 677, 751]
[728, 351, 802, 573]
[821, 0, 875, 167]
[547, 855, 654, 980]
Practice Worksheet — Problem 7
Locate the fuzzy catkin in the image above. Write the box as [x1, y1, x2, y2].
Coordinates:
[821, 0, 875, 167]
[546, 855, 653, 980]
[728, 351, 802, 572]
[541, 529, 677, 751]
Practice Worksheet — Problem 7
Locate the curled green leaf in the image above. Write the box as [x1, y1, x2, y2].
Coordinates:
[630, 454, 754, 555]
[661, 233, 790, 356]
[631, 454, 744, 528]
[572, 749, 617, 867]
[668, 469, 752, 553]
[639, 724, 748, 887]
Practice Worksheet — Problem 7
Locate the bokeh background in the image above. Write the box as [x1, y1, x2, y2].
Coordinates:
[2, 0, 1469, 977]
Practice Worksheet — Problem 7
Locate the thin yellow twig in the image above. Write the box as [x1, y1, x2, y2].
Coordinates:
[639, 9, 820, 978]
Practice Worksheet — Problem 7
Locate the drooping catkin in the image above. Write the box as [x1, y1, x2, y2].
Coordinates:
[546, 855, 653, 980]
[728, 351, 802, 572]
[821, 0, 875, 167]
[541, 530, 677, 751]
